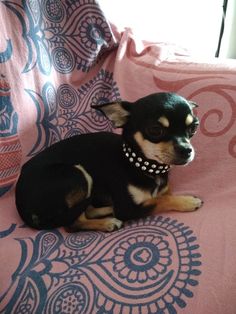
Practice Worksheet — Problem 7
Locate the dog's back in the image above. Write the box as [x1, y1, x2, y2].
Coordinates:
[15, 132, 125, 229]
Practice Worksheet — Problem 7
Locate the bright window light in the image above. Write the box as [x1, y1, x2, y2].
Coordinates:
[99, 0, 223, 57]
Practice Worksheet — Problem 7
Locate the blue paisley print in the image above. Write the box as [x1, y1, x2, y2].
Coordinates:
[0, 40, 13, 63]
[0, 224, 17, 238]
[26, 69, 120, 156]
[0, 76, 21, 196]
[0, 75, 18, 138]
[0, 217, 202, 314]
[3, 0, 117, 74]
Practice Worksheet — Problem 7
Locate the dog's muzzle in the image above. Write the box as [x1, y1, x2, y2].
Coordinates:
[173, 138, 194, 165]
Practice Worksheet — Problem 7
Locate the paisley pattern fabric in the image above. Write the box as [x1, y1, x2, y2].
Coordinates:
[3, 0, 117, 74]
[0, 217, 202, 313]
[1, 1, 236, 314]
[0, 0, 118, 195]
[26, 70, 119, 156]
[0, 77, 22, 196]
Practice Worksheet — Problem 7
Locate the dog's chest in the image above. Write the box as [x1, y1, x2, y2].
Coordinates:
[127, 177, 164, 205]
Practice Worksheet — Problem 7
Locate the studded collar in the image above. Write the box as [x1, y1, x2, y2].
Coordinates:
[122, 142, 170, 176]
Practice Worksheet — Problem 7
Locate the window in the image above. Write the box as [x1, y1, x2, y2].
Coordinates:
[100, 0, 228, 57]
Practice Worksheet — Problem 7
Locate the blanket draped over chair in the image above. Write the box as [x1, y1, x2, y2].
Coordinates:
[0, 1, 236, 313]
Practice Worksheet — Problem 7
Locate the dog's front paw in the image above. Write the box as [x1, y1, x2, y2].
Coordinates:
[192, 196, 204, 210]
[153, 195, 203, 213]
[104, 218, 123, 232]
[175, 196, 203, 212]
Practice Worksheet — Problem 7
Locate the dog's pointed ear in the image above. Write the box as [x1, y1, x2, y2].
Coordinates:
[92, 101, 131, 128]
[188, 100, 198, 109]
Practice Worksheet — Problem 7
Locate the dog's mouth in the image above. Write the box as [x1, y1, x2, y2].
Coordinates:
[153, 143, 195, 166]
[171, 156, 194, 165]
[154, 155, 170, 165]
[154, 150, 195, 166]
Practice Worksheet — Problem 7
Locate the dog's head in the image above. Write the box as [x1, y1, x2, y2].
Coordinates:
[94, 92, 199, 166]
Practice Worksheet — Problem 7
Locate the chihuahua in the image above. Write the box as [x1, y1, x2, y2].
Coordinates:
[15, 92, 203, 232]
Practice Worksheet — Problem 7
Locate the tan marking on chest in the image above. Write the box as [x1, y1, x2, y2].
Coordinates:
[156, 185, 169, 197]
[128, 184, 152, 205]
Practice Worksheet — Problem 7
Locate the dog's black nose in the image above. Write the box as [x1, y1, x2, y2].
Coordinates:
[175, 145, 192, 158]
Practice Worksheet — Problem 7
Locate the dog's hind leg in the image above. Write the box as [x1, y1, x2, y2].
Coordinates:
[66, 211, 123, 232]
[85, 206, 114, 218]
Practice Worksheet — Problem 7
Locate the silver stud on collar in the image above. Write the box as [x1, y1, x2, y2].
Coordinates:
[123, 142, 170, 175]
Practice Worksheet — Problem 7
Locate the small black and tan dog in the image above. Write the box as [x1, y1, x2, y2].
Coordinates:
[15, 92, 203, 232]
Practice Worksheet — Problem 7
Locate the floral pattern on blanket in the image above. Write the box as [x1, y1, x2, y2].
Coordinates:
[0, 0, 120, 195]
[0, 217, 201, 313]
[0, 40, 12, 63]
[4, 1, 236, 313]
[3, 0, 117, 75]
[0, 223, 17, 239]
[0, 77, 22, 196]
[26, 70, 120, 156]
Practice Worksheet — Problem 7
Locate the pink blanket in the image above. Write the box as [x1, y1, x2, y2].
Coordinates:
[1, 1, 236, 313]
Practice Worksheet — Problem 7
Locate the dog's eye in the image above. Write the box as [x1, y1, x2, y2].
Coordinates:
[146, 125, 164, 139]
[188, 123, 198, 137]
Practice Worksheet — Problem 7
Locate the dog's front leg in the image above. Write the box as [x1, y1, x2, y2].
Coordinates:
[144, 194, 203, 214]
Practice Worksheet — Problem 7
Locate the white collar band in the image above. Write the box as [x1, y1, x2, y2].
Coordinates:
[122, 142, 170, 175]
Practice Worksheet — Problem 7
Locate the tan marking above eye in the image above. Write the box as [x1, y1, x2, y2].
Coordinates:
[158, 116, 170, 128]
[185, 114, 194, 126]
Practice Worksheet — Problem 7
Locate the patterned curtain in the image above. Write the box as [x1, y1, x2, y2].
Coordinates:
[0, 0, 120, 196]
